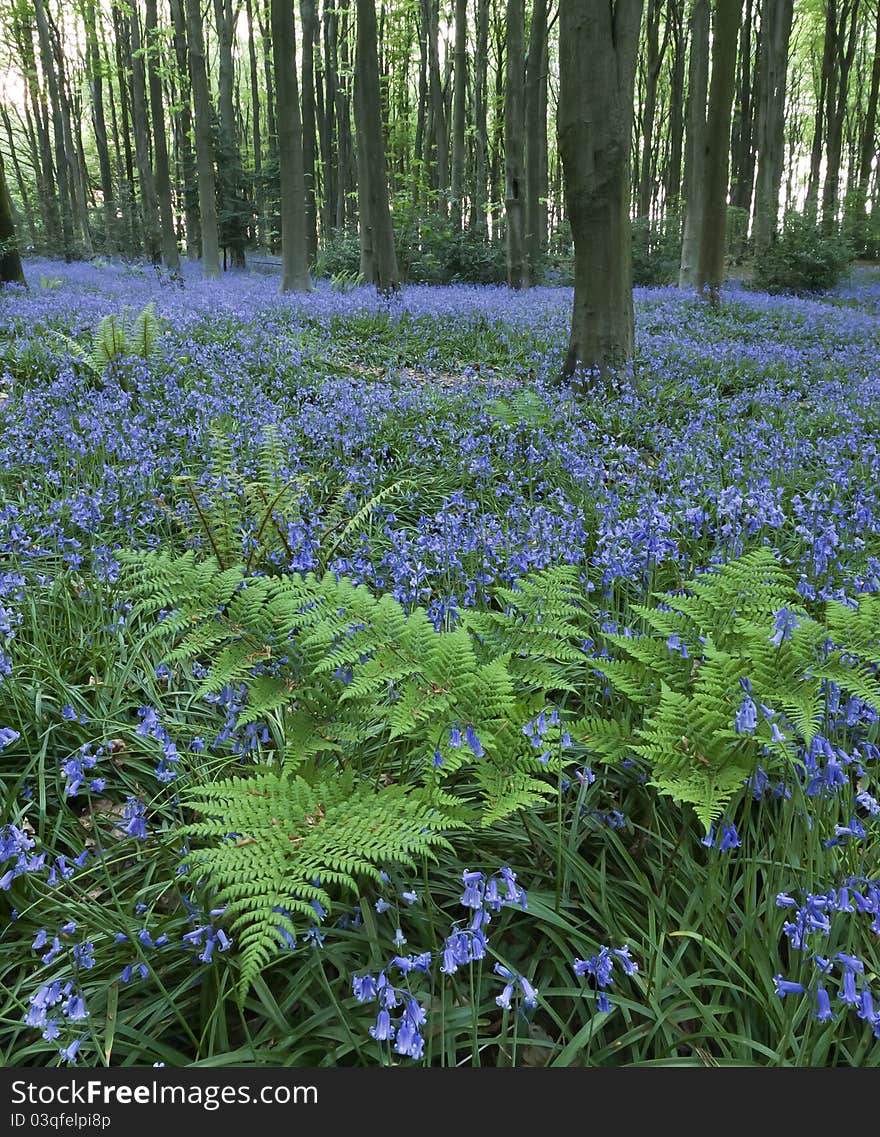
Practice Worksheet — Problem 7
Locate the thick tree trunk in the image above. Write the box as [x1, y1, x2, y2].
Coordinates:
[559, 0, 643, 379]
[525, 0, 548, 276]
[450, 0, 468, 228]
[355, 0, 399, 291]
[145, 0, 181, 270]
[271, 0, 310, 290]
[696, 0, 742, 299]
[0, 156, 26, 285]
[185, 0, 221, 276]
[859, 0, 880, 193]
[678, 0, 710, 287]
[753, 0, 793, 253]
[505, 0, 527, 288]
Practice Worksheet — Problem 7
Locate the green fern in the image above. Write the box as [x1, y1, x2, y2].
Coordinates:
[183, 768, 454, 992]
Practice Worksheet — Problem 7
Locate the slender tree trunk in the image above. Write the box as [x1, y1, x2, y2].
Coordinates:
[859, 0, 880, 193]
[822, 0, 860, 231]
[127, 7, 162, 263]
[145, 0, 180, 269]
[169, 0, 201, 257]
[33, 0, 73, 258]
[450, 0, 468, 228]
[354, 0, 399, 290]
[214, 0, 247, 266]
[471, 0, 490, 236]
[424, 0, 448, 206]
[697, 0, 743, 300]
[505, 0, 527, 288]
[85, 0, 117, 251]
[319, 0, 337, 235]
[301, 0, 320, 260]
[246, 0, 266, 249]
[638, 0, 668, 220]
[271, 0, 310, 290]
[559, 0, 643, 378]
[337, 0, 357, 227]
[525, 0, 548, 275]
[753, 0, 793, 252]
[666, 0, 686, 214]
[185, 0, 221, 275]
[679, 0, 710, 286]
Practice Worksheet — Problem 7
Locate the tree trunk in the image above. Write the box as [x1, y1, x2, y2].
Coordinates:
[301, 0, 320, 260]
[246, 0, 266, 249]
[145, 0, 181, 269]
[666, 0, 686, 214]
[424, 0, 448, 205]
[214, 0, 247, 266]
[185, 0, 222, 276]
[450, 0, 468, 228]
[85, 0, 117, 251]
[169, 0, 201, 257]
[505, 0, 527, 288]
[821, 0, 861, 232]
[471, 0, 490, 236]
[679, 0, 710, 287]
[753, 0, 793, 252]
[33, 0, 73, 258]
[559, 0, 643, 379]
[525, 0, 548, 276]
[271, 0, 310, 290]
[0, 155, 26, 285]
[354, 0, 399, 290]
[638, 0, 668, 220]
[696, 0, 742, 299]
[320, 0, 338, 235]
[128, 7, 163, 263]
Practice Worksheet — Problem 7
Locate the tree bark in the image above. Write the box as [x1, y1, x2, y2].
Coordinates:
[696, 0, 742, 300]
[246, 0, 266, 249]
[128, 6, 163, 263]
[301, 0, 320, 260]
[470, 0, 490, 236]
[525, 0, 548, 275]
[559, 0, 643, 379]
[679, 0, 710, 287]
[85, 0, 117, 251]
[169, 0, 201, 257]
[354, 0, 399, 290]
[0, 154, 26, 285]
[33, 0, 73, 258]
[145, 0, 181, 269]
[185, 0, 221, 276]
[505, 0, 527, 288]
[271, 0, 310, 290]
[753, 0, 793, 252]
[450, 0, 468, 228]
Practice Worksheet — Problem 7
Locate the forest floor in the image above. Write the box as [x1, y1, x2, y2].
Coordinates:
[1, 259, 879, 1067]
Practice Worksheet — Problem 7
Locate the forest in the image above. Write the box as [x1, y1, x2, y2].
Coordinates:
[0, 0, 879, 1073]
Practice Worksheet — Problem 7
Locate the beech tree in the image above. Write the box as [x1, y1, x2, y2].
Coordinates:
[558, 0, 643, 379]
[0, 154, 25, 285]
[354, 0, 399, 291]
[271, 0, 310, 291]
